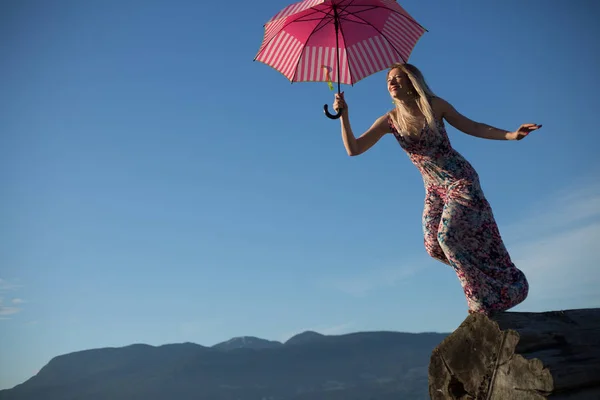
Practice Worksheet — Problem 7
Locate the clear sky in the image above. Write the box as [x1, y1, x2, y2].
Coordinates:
[1, 0, 599, 390]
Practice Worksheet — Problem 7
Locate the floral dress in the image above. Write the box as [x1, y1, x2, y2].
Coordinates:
[387, 111, 529, 314]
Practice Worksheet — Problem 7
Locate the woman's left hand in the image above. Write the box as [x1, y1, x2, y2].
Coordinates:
[508, 123, 542, 140]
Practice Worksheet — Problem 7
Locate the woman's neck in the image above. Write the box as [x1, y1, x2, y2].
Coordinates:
[395, 96, 419, 108]
[395, 101, 422, 117]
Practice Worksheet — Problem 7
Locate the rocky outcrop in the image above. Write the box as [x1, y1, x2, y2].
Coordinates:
[428, 308, 600, 399]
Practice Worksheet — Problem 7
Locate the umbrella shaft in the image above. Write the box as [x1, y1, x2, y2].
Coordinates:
[333, 5, 341, 94]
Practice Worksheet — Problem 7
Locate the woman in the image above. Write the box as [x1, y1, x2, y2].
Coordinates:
[333, 63, 541, 315]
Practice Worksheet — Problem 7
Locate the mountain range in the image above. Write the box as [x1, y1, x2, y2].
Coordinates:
[0, 330, 448, 400]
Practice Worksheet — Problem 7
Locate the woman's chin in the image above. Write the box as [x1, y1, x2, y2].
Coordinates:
[391, 94, 412, 102]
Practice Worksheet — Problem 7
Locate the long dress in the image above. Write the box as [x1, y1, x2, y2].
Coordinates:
[387, 110, 529, 314]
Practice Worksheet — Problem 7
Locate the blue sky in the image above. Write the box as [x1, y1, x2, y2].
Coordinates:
[1, 0, 599, 390]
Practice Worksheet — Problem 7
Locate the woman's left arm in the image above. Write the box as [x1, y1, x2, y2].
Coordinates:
[433, 97, 541, 141]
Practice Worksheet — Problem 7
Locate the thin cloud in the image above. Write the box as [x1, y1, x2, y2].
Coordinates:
[503, 180, 600, 243]
[0, 279, 24, 319]
[322, 264, 422, 298]
[507, 221, 599, 307]
[320, 178, 600, 308]
[0, 279, 22, 291]
[0, 306, 20, 316]
[503, 180, 600, 309]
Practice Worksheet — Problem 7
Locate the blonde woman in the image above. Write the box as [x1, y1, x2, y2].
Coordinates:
[333, 63, 542, 315]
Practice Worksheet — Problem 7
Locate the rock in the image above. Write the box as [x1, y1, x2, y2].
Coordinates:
[428, 308, 600, 399]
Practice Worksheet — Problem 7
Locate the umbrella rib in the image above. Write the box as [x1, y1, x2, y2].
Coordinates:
[331, 3, 373, 26]
[335, 13, 356, 86]
[263, 6, 322, 26]
[337, 7, 421, 65]
[333, 0, 376, 85]
[254, 17, 300, 61]
[339, 4, 428, 32]
[266, 5, 330, 25]
[293, 8, 332, 22]
[290, 8, 336, 83]
[266, 2, 425, 30]
[254, 8, 334, 61]
[293, 16, 334, 23]
[323, 1, 359, 86]
[336, 18, 372, 26]
[256, 1, 426, 85]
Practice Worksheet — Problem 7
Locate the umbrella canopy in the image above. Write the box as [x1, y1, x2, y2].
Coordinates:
[254, 0, 427, 117]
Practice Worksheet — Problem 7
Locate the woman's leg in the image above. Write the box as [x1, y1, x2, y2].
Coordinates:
[423, 187, 450, 265]
[437, 180, 529, 314]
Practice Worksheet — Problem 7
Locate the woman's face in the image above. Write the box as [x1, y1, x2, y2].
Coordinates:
[387, 68, 412, 100]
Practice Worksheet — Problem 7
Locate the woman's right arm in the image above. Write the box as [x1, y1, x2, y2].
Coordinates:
[334, 93, 391, 157]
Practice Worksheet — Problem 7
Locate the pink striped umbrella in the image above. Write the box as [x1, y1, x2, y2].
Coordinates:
[254, 0, 427, 119]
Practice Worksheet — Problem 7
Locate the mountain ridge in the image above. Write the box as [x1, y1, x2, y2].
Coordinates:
[0, 329, 449, 400]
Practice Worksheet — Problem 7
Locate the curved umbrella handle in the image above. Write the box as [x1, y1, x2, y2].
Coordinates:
[323, 104, 343, 120]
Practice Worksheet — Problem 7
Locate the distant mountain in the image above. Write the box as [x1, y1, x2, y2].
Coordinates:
[0, 330, 448, 400]
[212, 336, 283, 351]
[284, 330, 325, 346]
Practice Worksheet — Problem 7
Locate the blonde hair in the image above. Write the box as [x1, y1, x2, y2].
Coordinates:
[387, 63, 438, 136]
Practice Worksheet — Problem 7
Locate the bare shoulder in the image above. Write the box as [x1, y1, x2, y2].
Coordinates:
[383, 109, 397, 130]
[430, 96, 478, 135]
[430, 96, 452, 118]
[366, 111, 394, 135]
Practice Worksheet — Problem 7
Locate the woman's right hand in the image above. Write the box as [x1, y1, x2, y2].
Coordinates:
[333, 92, 348, 115]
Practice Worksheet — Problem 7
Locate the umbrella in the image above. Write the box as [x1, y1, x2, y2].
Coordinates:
[254, 0, 427, 119]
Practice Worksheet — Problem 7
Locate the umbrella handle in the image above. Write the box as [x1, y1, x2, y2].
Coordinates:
[323, 104, 342, 120]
